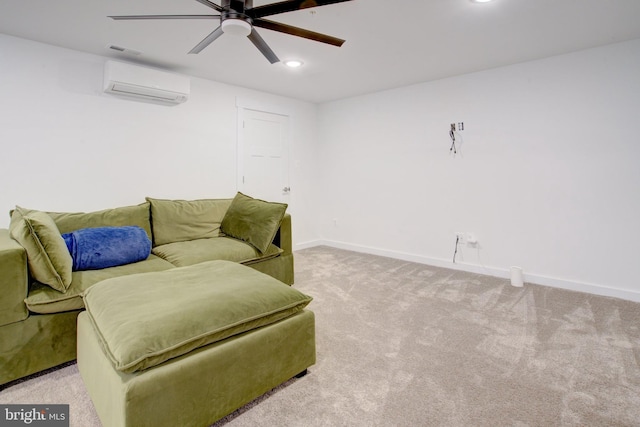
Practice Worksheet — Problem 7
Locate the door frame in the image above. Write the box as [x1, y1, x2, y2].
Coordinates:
[235, 97, 293, 198]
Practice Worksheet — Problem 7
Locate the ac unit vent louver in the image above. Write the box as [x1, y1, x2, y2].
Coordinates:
[103, 60, 190, 104]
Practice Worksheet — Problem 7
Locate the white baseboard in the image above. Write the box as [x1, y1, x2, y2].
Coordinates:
[293, 240, 322, 251]
[294, 239, 640, 303]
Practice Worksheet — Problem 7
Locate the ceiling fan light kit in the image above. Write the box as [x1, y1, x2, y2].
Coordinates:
[109, 0, 352, 64]
[221, 18, 251, 36]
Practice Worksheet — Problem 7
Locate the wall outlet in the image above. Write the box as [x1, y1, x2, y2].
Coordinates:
[456, 232, 478, 246]
[466, 233, 478, 246]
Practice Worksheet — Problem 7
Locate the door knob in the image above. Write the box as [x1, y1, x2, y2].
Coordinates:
[283, 187, 291, 193]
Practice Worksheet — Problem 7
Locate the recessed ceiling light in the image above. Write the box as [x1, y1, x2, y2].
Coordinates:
[470, 0, 494, 3]
[284, 60, 303, 68]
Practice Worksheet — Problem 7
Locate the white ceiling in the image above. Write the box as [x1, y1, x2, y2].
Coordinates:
[2, 0, 640, 103]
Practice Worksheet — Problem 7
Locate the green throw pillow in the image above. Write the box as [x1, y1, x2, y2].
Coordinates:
[9, 208, 73, 293]
[220, 193, 287, 254]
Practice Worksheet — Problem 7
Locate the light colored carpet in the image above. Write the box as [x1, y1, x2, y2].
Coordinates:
[2, 246, 640, 426]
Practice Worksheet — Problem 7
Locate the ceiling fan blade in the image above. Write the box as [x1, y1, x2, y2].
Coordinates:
[248, 0, 352, 19]
[188, 25, 225, 54]
[247, 29, 280, 64]
[193, 0, 223, 12]
[109, 15, 220, 20]
[253, 18, 345, 46]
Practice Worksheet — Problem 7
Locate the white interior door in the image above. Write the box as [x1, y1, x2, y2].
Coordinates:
[237, 107, 290, 203]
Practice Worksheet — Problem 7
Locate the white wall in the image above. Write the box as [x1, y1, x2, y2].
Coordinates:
[0, 34, 320, 246]
[3, 33, 639, 301]
[316, 38, 640, 301]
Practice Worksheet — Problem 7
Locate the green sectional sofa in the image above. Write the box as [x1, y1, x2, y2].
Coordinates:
[0, 193, 295, 386]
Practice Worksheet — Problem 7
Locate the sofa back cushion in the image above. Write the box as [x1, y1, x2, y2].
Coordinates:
[11, 203, 152, 240]
[146, 197, 232, 246]
[49, 203, 152, 239]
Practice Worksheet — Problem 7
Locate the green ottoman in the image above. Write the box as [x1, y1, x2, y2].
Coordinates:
[77, 260, 316, 427]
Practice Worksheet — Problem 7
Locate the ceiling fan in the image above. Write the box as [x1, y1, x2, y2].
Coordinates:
[109, 0, 352, 64]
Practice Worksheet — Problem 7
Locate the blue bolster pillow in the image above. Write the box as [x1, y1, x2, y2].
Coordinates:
[62, 226, 151, 271]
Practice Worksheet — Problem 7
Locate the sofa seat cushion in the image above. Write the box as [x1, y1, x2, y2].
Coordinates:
[25, 255, 174, 314]
[152, 236, 282, 268]
[82, 260, 313, 373]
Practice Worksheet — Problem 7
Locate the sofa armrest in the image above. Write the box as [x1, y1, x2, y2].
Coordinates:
[273, 214, 292, 255]
[0, 229, 29, 326]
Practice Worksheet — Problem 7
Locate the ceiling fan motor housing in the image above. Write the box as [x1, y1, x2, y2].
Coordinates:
[221, 0, 253, 28]
[223, 0, 251, 16]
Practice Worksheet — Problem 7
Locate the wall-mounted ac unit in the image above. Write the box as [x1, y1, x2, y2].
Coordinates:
[103, 60, 190, 104]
